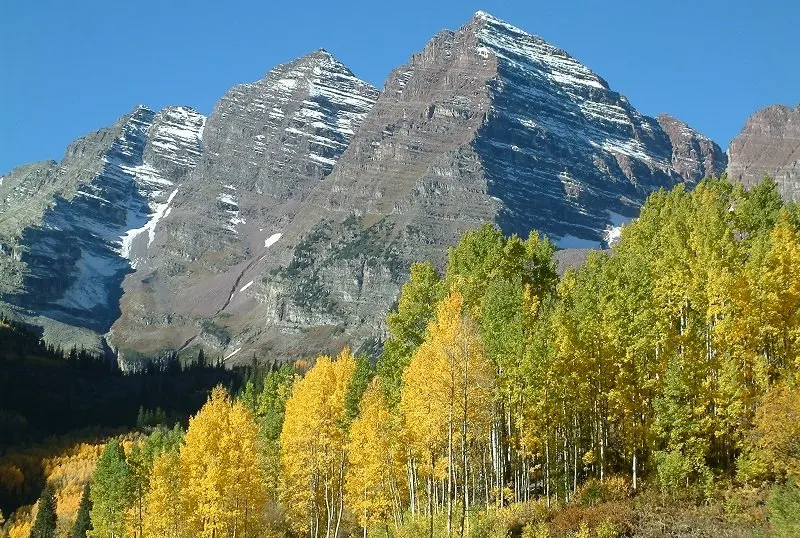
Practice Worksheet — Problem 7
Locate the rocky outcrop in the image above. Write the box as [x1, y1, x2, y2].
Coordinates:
[727, 104, 800, 200]
[657, 113, 727, 184]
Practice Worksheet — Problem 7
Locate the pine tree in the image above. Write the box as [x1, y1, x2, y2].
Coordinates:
[29, 483, 57, 538]
[71, 484, 92, 538]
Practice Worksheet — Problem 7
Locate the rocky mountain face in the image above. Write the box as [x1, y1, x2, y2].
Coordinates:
[0, 106, 205, 349]
[149, 11, 724, 361]
[1, 12, 725, 363]
[727, 104, 800, 200]
[106, 51, 379, 361]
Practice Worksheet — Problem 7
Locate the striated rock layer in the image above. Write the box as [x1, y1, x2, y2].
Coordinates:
[727, 104, 800, 200]
[1, 13, 725, 363]
[107, 51, 379, 361]
[187, 12, 725, 362]
[0, 106, 205, 349]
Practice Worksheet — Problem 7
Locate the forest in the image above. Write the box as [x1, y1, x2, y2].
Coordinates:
[1, 177, 799, 538]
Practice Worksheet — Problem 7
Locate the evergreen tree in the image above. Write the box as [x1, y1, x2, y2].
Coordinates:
[71, 483, 92, 538]
[29, 483, 57, 538]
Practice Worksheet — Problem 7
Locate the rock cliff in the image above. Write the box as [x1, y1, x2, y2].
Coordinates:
[727, 104, 800, 200]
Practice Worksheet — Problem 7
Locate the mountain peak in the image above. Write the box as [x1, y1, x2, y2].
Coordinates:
[307, 47, 334, 61]
[471, 10, 530, 37]
[472, 10, 494, 21]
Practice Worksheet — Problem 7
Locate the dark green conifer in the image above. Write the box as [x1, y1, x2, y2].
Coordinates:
[70, 483, 92, 538]
[29, 483, 57, 538]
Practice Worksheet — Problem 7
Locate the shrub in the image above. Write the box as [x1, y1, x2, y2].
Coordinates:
[653, 449, 712, 499]
[496, 500, 549, 537]
[571, 476, 631, 507]
[521, 522, 549, 538]
[573, 522, 590, 538]
[469, 509, 505, 538]
[594, 519, 618, 538]
[735, 449, 770, 485]
[767, 478, 800, 538]
[550, 502, 632, 537]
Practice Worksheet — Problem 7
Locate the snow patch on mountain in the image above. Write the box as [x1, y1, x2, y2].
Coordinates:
[285, 52, 378, 173]
[54, 250, 125, 310]
[224, 348, 242, 360]
[602, 211, 631, 246]
[264, 233, 282, 248]
[217, 185, 245, 232]
[120, 188, 179, 266]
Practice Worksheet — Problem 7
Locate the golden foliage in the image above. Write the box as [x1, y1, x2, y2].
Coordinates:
[142, 450, 182, 538]
[345, 379, 407, 528]
[401, 291, 494, 467]
[180, 386, 267, 538]
[280, 348, 356, 536]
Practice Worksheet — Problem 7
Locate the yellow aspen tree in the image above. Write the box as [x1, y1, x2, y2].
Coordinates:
[142, 450, 182, 538]
[345, 379, 407, 536]
[761, 210, 800, 377]
[280, 349, 356, 538]
[180, 386, 266, 538]
[401, 291, 493, 538]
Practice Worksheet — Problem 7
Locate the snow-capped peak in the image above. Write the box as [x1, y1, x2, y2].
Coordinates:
[473, 10, 527, 36]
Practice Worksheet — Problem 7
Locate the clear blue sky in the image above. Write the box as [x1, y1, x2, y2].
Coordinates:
[1, 0, 798, 174]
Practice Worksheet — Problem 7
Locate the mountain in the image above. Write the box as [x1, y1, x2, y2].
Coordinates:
[0, 105, 205, 350]
[107, 50, 379, 361]
[0, 12, 724, 363]
[120, 11, 722, 361]
[727, 104, 800, 200]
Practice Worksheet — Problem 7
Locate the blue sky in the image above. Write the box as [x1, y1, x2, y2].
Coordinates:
[1, 0, 798, 173]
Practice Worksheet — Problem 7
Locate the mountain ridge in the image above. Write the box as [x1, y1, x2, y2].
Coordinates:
[0, 13, 728, 363]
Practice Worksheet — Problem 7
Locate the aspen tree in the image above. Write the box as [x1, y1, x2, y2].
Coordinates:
[280, 349, 356, 538]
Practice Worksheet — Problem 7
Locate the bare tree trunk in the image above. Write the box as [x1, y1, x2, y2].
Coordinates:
[563, 432, 569, 504]
[545, 436, 550, 507]
[573, 415, 578, 494]
[335, 455, 345, 538]
[429, 457, 435, 538]
[409, 457, 417, 518]
[325, 478, 332, 538]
